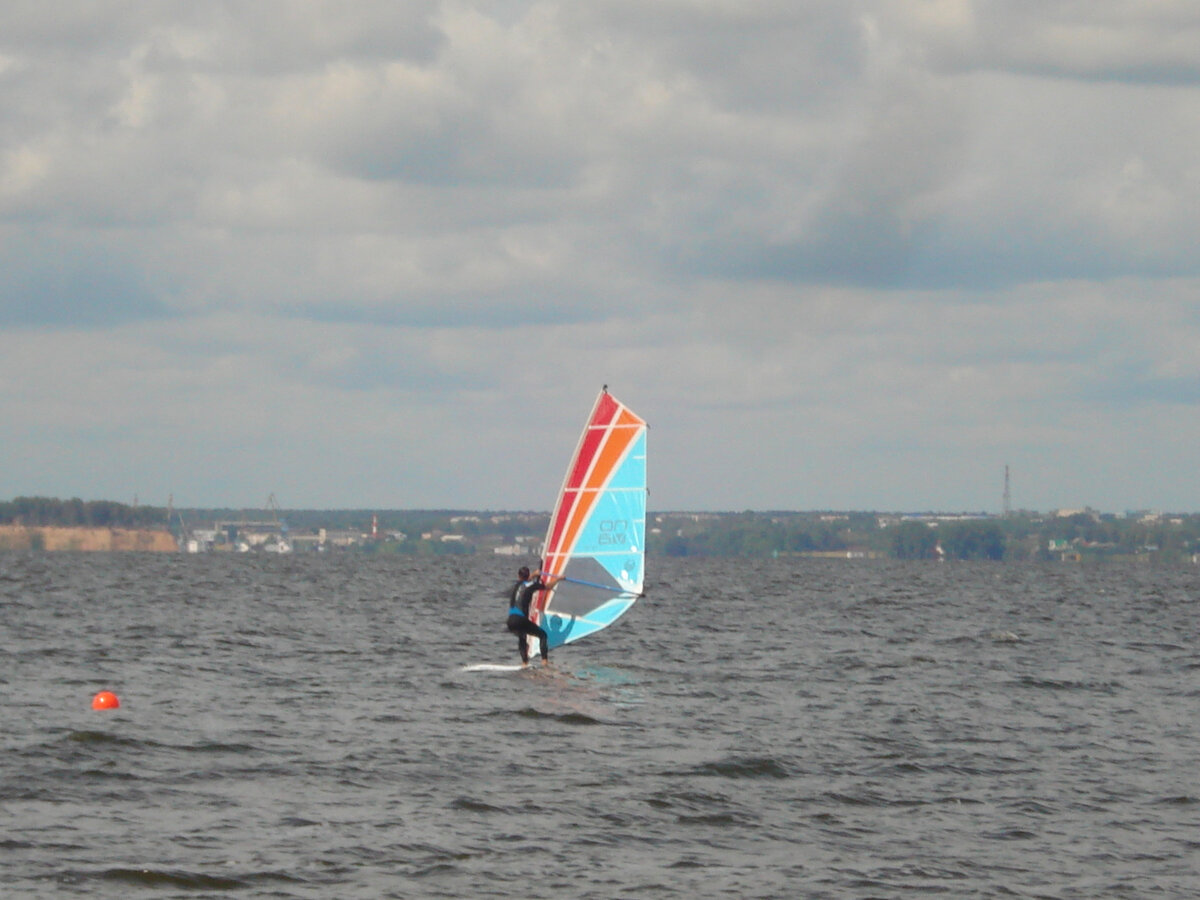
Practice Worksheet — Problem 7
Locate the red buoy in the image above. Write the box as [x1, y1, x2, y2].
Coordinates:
[91, 691, 120, 710]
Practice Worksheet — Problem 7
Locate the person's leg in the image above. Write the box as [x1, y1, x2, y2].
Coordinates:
[508, 618, 530, 663]
[531, 622, 549, 662]
[516, 630, 529, 663]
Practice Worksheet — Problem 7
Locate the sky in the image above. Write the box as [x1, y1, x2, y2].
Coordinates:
[3, 1, 1200, 514]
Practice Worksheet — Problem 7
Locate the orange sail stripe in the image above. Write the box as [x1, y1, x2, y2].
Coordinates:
[616, 408, 645, 428]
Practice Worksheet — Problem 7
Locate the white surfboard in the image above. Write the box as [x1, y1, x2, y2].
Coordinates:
[461, 662, 528, 673]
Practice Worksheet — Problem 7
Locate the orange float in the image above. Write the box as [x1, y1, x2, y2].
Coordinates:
[91, 691, 120, 710]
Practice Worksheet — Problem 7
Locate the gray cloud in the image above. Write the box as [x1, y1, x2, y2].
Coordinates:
[0, 231, 169, 327]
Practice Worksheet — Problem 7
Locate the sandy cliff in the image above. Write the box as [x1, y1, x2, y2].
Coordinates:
[0, 526, 179, 552]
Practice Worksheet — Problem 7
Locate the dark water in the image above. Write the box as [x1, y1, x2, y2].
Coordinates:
[3, 553, 1199, 898]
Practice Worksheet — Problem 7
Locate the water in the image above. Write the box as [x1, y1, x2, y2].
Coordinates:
[3, 553, 1199, 898]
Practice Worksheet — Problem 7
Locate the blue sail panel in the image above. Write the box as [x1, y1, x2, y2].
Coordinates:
[542, 596, 639, 650]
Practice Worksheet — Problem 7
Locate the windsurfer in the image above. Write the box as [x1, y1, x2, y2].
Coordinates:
[507, 565, 561, 666]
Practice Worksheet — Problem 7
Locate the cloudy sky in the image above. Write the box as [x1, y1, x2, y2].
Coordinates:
[3, 1, 1200, 513]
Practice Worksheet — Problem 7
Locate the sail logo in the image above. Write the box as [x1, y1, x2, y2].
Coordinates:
[598, 518, 629, 545]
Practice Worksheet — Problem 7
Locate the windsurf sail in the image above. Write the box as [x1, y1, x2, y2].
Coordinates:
[531, 388, 648, 650]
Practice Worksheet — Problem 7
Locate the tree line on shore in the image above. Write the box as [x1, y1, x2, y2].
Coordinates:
[1, 496, 169, 530]
[653, 510, 1200, 562]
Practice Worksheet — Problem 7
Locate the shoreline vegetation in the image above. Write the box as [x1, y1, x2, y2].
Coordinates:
[3, 496, 1200, 562]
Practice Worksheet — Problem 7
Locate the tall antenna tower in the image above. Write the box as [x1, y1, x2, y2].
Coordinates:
[1003, 464, 1012, 517]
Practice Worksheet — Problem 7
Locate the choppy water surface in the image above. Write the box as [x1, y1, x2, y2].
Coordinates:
[2, 553, 1199, 898]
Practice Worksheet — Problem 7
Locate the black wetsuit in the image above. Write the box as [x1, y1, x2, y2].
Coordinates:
[507, 578, 549, 663]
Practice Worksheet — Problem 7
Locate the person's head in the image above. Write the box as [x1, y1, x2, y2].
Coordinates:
[518, 566, 530, 580]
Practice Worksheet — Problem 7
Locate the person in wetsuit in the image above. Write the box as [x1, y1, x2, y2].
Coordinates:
[507, 565, 562, 666]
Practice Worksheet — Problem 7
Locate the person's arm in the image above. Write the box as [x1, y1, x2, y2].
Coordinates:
[535, 571, 563, 589]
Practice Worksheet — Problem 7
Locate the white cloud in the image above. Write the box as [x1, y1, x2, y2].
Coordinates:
[4, 2, 1200, 511]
